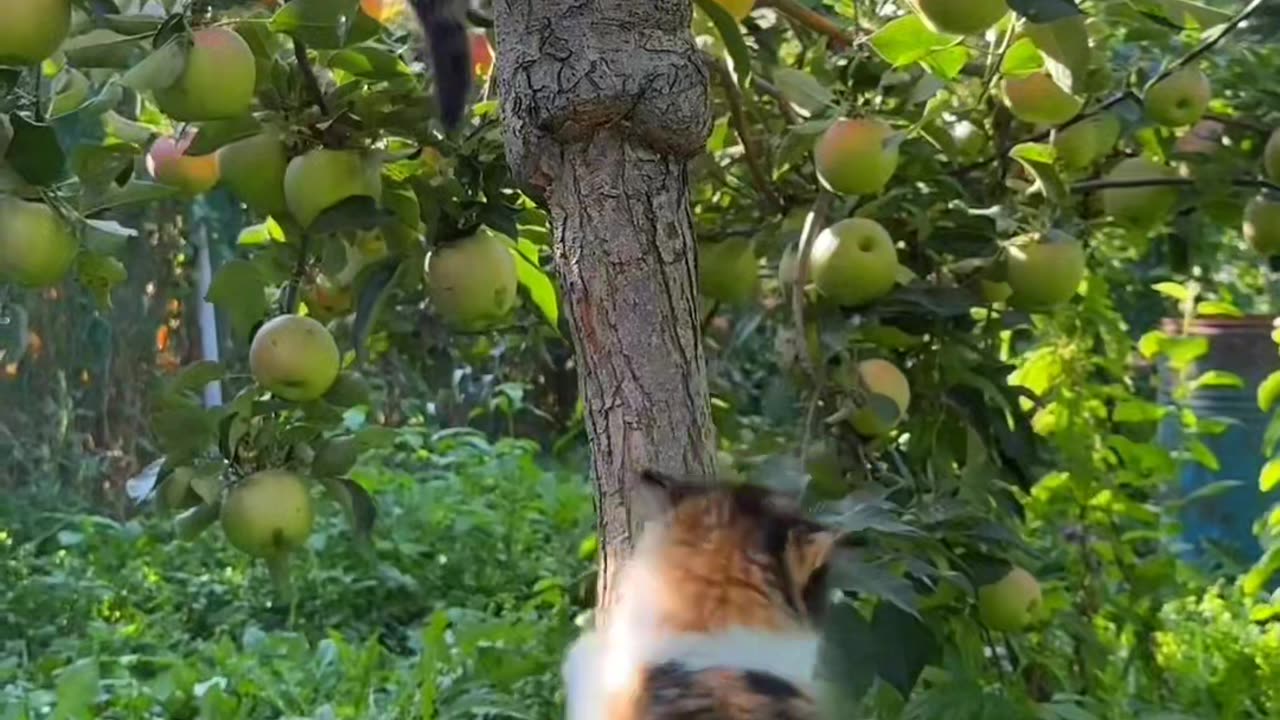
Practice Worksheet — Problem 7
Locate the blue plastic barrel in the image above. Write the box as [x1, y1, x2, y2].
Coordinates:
[1156, 316, 1278, 565]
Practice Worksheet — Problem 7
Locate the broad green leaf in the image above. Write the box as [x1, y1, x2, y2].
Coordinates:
[81, 218, 137, 255]
[186, 116, 263, 156]
[1162, 336, 1209, 371]
[53, 658, 100, 717]
[920, 46, 971, 80]
[1151, 281, 1191, 303]
[119, 37, 187, 91]
[1196, 300, 1242, 317]
[80, 180, 180, 214]
[1000, 38, 1045, 76]
[1024, 15, 1091, 94]
[5, 113, 65, 186]
[309, 195, 397, 236]
[1136, 329, 1166, 359]
[1259, 370, 1280, 412]
[1009, 0, 1084, 23]
[1261, 458, 1280, 493]
[869, 15, 950, 67]
[237, 218, 287, 247]
[772, 67, 834, 116]
[76, 253, 128, 309]
[1009, 142, 1067, 204]
[869, 602, 939, 698]
[1185, 439, 1219, 472]
[153, 402, 219, 463]
[352, 257, 402, 364]
[205, 259, 268, 342]
[818, 600, 877, 701]
[167, 361, 226, 399]
[509, 237, 559, 331]
[693, 0, 753, 86]
[327, 47, 411, 80]
[320, 477, 377, 547]
[1243, 546, 1280, 596]
[271, 0, 379, 49]
[1188, 369, 1243, 392]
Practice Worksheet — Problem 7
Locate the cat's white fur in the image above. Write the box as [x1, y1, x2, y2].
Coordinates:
[562, 521, 821, 720]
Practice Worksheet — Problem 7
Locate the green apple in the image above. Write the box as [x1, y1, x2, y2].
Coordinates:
[977, 566, 1043, 632]
[1244, 195, 1280, 256]
[1145, 66, 1211, 128]
[249, 314, 341, 401]
[0, 0, 71, 65]
[814, 118, 899, 196]
[808, 218, 898, 307]
[1002, 72, 1083, 126]
[1005, 234, 1085, 310]
[284, 148, 383, 229]
[154, 27, 256, 121]
[220, 470, 314, 559]
[425, 230, 519, 330]
[0, 197, 78, 287]
[698, 237, 758, 304]
[1265, 128, 1280, 184]
[836, 358, 911, 436]
[1051, 113, 1120, 171]
[218, 131, 290, 219]
[1100, 157, 1179, 229]
[910, 0, 1007, 36]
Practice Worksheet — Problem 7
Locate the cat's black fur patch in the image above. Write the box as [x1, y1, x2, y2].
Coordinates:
[405, 0, 472, 130]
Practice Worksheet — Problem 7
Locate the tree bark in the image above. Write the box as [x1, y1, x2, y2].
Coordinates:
[492, 0, 715, 610]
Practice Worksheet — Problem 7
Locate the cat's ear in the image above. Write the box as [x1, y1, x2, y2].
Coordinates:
[637, 468, 702, 511]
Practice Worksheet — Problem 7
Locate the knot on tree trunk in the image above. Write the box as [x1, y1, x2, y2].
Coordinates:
[493, 0, 712, 194]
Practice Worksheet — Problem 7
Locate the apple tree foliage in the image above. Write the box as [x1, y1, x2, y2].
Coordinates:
[2, 0, 1280, 716]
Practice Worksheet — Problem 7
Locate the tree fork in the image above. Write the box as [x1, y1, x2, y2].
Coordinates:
[492, 0, 716, 611]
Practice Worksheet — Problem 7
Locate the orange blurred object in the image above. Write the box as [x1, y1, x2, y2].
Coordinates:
[470, 31, 494, 78]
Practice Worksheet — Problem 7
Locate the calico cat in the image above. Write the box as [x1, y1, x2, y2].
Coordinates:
[564, 470, 841, 720]
[404, 0, 473, 129]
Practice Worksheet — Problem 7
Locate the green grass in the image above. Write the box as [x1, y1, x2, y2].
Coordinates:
[0, 434, 595, 720]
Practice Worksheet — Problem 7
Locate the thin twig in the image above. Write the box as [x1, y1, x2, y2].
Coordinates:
[792, 190, 832, 382]
[1070, 176, 1280, 194]
[759, 0, 857, 48]
[283, 233, 312, 314]
[293, 38, 329, 116]
[706, 56, 782, 211]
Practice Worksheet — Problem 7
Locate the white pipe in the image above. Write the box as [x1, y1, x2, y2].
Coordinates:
[194, 225, 222, 408]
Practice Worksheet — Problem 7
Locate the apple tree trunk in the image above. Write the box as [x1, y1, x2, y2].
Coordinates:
[491, 0, 716, 611]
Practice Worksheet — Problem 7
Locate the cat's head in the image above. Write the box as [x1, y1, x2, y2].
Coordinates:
[630, 469, 845, 634]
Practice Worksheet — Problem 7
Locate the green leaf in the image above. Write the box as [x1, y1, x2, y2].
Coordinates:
[818, 600, 877, 701]
[1000, 37, 1045, 76]
[308, 195, 396, 236]
[271, 0, 380, 49]
[53, 658, 100, 716]
[237, 218, 287, 247]
[1009, 142, 1067, 204]
[80, 180, 180, 214]
[166, 361, 226, 399]
[1195, 300, 1242, 317]
[772, 68, 834, 116]
[693, 0, 753, 86]
[152, 403, 218, 463]
[869, 15, 950, 67]
[1185, 439, 1219, 472]
[76, 253, 128, 309]
[205, 259, 268, 343]
[352, 257, 402, 364]
[185, 116, 262, 156]
[174, 501, 220, 542]
[1151, 281, 1191, 303]
[1137, 330, 1166, 359]
[1260, 371, 1280, 413]
[1024, 15, 1091, 94]
[5, 113, 66, 186]
[327, 47, 411, 80]
[1261, 458, 1280, 493]
[1188, 369, 1243, 392]
[919, 46, 971, 80]
[119, 37, 187, 92]
[320, 477, 377, 547]
[1009, 0, 1084, 23]
[1243, 546, 1280, 596]
[869, 602, 939, 698]
[508, 237, 560, 331]
[1162, 336, 1209, 371]
[81, 218, 138, 256]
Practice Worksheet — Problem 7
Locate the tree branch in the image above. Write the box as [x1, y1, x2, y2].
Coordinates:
[759, 0, 857, 48]
[283, 232, 312, 315]
[1070, 176, 1280, 194]
[952, 0, 1264, 177]
[706, 56, 782, 211]
[293, 38, 329, 116]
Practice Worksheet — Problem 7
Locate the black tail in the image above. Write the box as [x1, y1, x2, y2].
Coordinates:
[405, 0, 472, 130]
